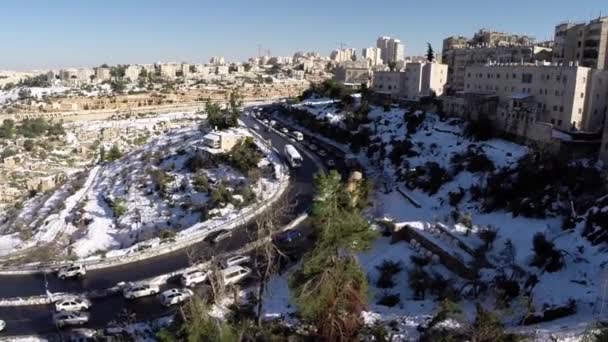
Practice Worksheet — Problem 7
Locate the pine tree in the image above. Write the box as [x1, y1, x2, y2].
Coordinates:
[426, 43, 435, 62]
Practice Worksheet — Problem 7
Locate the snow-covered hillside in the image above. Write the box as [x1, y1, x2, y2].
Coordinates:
[264, 96, 608, 340]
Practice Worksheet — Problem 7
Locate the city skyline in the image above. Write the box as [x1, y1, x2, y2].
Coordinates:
[1, 0, 607, 70]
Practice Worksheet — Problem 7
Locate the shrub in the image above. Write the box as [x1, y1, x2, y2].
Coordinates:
[111, 198, 127, 217]
[388, 139, 417, 166]
[376, 293, 400, 307]
[159, 230, 177, 240]
[448, 187, 465, 207]
[404, 111, 426, 134]
[531, 233, 563, 273]
[478, 227, 498, 250]
[457, 212, 473, 229]
[375, 259, 403, 276]
[464, 116, 495, 141]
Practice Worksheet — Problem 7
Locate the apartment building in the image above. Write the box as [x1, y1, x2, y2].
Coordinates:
[330, 48, 356, 63]
[553, 17, 608, 70]
[442, 29, 551, 92]
[376, 36, 404, 64]
[372, 62, 448, 100]
[601, 115, 608, 162]
[461, 63, 608, 132]
[94, 67, 111, 81]
[362, 47, 383, 66]
[210, 56, 225, 65]
[124, 65, 142, 81]
[334, 61, 371, 88]
[159, 64, 177, 79]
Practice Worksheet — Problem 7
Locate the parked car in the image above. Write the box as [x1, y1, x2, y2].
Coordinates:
[58, 264, 86, 279]
[159, 288, 193, 306]
[55, 297, 91, 312]
[221, 265, 251, 286]
[123, 283, 160, 299]
[253, 124, 260, 131]
[318, 150, 327, 157]
[262, 119, 269, 125]
[327, 159, 335, 167]
[225, 255, 251, 267]
[281, 127, 289, 134]
[0, 319, 6, 331]
[181, 269, 210, 287]
[269, 120, 276, 127]
[212, 230, 232, 243]
[309, 144, 318, 151]
[53, 311, 90, 328]
[273, 229, 303, 245]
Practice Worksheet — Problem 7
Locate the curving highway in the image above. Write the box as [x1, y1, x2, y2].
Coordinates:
[0, 106, 331, 336]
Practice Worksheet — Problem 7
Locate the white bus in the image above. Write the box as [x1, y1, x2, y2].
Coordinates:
[284, 144, 303, 168]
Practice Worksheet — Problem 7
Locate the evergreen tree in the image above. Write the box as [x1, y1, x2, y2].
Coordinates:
[427, 43, 435, 62]
[99, 146, 106, 162]
[106, 144, 122, 161]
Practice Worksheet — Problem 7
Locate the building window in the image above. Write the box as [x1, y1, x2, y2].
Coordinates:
[553, 105, 558, 111]
[559, 106, 563, 112]
[522, 73, 533, 83]
[558, 120, 562, 126]
[581, 93, 584, 98]
[551, 119, 555, 124]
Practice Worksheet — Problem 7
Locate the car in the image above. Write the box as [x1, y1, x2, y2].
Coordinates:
[318, 150, 327, 157]
[269, 120, 276, 127]
[221, 265, 251, 286]
[0, 319, 5, 332]
[53, 311, 90, 328]
[281, 127, 289, 134]
[181, 269, 210, 287]
[159, 288, 193, 306]
[253, 124, 260, 131]
[293, 131, 304, 141]
[327, 159, 336, 167]
[262, 119, 269, 125]
[58, 264, 86, 279]
[123, 283, 160, 299]
[273, 229, 303, 245]
[212, 230, 232, 243]
[309, 144, 318, 151]
[225, 255, 251, 267]
[55, 297, 91, 312]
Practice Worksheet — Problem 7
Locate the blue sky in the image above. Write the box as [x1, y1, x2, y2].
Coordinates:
[1, 0, 607, 70]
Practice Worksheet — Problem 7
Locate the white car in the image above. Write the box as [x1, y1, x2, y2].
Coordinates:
[123, 283, 160, 299]
[181, 269, 210, 287]
[55, 297, 91, 312]
[0, 319, 5, 332]
[281, 127, 289, 134]
[53, 311, 90, 328]
[159, 288, 193, 306]
[327, 160, 336, 167]
[253, 124, 260, 131]
[318, 150, 327, 157]
[309, 144, 318, 151]
[221, 265, 251, 286]
[213, 230, 232, 243]
[262, 119, 269, 125]
[58, 265, 86, 279]
[225, 255, 251, 267]
[269, 120, 276, 127]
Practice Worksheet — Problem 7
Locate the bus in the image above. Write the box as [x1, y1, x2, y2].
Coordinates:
[284, 144, 303, 168]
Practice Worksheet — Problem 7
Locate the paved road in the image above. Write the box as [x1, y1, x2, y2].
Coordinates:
[0, 108, 326, 336]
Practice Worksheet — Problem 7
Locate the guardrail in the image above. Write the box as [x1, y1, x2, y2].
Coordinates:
[0, 133, 290, 275]
[0, 212, 309, 307]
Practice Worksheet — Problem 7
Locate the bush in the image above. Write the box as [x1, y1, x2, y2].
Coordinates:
[192, 171, 210, 193]
[404, 111, 426, 134]
[457, 212, 473, 229]
[159, 230, 177, 240]
[111, 198, 127, 217]
[448, 187, 465, 207]
[220, 137, 262, 172]
[478, 227, 498, 250]
[376, 293, 400, 307]
[531, 233, 563, 272]
[388, 139, 417, 166]
[464, 116, 495, 141]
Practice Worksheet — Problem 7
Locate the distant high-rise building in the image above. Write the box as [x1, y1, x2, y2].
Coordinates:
[362, 47, 383, 66]
[553, 17, 608, 70]
[210, 56, 225, 65]
[376, 36, 405, 64]
[330, 48, 356, 63]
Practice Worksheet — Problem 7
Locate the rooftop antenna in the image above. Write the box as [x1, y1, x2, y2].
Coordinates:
[335, 42, 348, 50]
[257, 44, 263, 58]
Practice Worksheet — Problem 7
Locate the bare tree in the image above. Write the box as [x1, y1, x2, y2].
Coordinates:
[252, 189, 297, 326]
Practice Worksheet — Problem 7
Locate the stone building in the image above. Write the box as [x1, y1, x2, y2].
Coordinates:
[372, 62, 448, 100]
[553, 17, 608, 70]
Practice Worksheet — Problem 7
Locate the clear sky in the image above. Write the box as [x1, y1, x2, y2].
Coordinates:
[1, 0, 607, 70]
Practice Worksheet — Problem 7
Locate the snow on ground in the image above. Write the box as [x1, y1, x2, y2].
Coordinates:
[69, 125, 283, 259]
[276, 98, 608, 338]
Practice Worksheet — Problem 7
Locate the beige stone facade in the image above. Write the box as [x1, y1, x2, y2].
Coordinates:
[553, 17, 608, 70]
[372, 62, 448, 100]
[463, 63, 608, 132]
